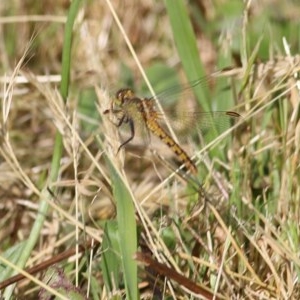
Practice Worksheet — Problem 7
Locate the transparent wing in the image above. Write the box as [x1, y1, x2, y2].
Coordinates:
[146, 103, 240, 141]
[138, 72, 240, 139]
[142, 69, 235, 107]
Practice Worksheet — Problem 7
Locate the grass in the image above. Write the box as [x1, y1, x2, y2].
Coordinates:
[0, 0, 300, 299]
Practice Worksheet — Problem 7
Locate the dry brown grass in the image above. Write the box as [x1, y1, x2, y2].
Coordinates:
[0, 0, 300, 299]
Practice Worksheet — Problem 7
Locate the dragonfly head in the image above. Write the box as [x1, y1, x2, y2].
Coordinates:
[115, 88, 135, 105]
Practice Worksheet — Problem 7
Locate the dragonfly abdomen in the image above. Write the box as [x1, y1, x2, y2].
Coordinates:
[145, 119, 197, 174]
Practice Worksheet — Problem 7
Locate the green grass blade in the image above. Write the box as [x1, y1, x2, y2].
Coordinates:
[164, 0, 210, 111]
[0, 242, 26, 282]
[165, 0, 240, 161]
[108, 162, 139, 300]
[101, 221, 121, 293]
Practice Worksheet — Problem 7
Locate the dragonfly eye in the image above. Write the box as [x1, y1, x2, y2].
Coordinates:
[116, 88, 134, 103]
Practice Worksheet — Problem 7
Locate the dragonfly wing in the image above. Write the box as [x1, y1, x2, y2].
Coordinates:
[155, 110, 240, 142]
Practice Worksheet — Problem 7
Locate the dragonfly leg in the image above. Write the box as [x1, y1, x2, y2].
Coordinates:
[117, 119, 135, 154]
[103, 109, 125, 127]
[117, 114, 126, 127]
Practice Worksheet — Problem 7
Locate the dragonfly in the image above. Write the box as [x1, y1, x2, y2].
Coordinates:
[103, 85, 240, 175]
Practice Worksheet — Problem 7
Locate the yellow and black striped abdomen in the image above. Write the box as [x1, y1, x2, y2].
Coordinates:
[145, 119, 197, 174]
